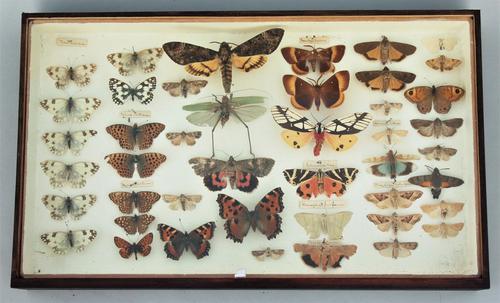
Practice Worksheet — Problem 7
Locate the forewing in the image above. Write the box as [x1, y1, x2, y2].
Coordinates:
[41, 231, 71, 254]
[254, 187, 285, 240]
[325, 211, 353, 240]
[136, 122, 165, 150]
[41, 195, 68, 220]
[404, 86, 434, 114]
[162, 82, 182, 97]
[42, 132, 70, 156]
[72, 64, 97, 87]
[109, 78, 132, 105]
[71, 230, 97, 252]
[106, 124, 135, 150]
[324, 112, 372, 135]
[137, 48, 163, 73]
[441, 118, 463, 137]
[107, 52, 135, 76]
[157, 224, 186, 260]
[271, 105, 316, 132]
[136, 152, 167, 178]
[105, 153, 135, 178]
[135, 191, 160, 213]
[46, 66, 70, 89]
[109, 192, 134, 214]
[353, 41, 382, 61]
[410, 119, 435, 137]
[188, 222, 216, 259]
[114, 236, 133, 258]
[434, 86, 465, 114]
[134, 77, 157, 104]
[163, 42, 218, 65]
[236, 157, 275, 177]
[186, 80, 208, 95]
[294, 213, 322, 239]
[232, 104, 266, 123]
[283, 75, 317, 110]
[69, 194, 97, 220]
[232, 28, 284, 56]
[319, 71, 350, 109]
[216, 194, 251, 243]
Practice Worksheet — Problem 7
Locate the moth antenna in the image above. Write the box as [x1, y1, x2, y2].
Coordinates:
[305, 77, 316, 85]
[209, 41, 222, 45]
[425, 165, 434, 172]
[316, 73, 325, 84]
[303, 44, 314, 50]
[227, 42, 238, 47]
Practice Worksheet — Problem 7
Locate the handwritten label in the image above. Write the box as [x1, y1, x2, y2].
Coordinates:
[300, 199, 346, 209]
[120, 110, 151, 119]
[304, 160, 337, 170]
[121, 179, 153, 188]
[374, 180, 410, 188]
[299, 35, 330, 44]
[373, 119, 401, 126]
[56, 37, 88, 47]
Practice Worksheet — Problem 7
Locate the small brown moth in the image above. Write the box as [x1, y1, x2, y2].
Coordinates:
[355, 67, 415, 93]
[418, 145, 458, 161]
[410, 118, 463, 138]
[422, 223, 464, 238]
[373, 239, 418, 259]
[425, 55, 462, 72]
[354, 36, 416, 64]
[367, 212, 422, 234]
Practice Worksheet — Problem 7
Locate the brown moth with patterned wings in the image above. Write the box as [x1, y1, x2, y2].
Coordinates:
[410, 118, 463, 138]
[370, 101, 403, 116]
[364, 188, 423, 209]
[294, 240, 357, 271]
[425, 55, 461, 72]
[281, 44, 345, 75]
[114, 214, 155, 235]
[355, 67, 415, 93]
[108, 191, 160, 214]
[251, 247, 285, 261]
[373, 239, 417, 259]
[422, 223, 464, 238]
[420, 201, 464, 219]
[163, 28, 284, 93]
[367, 212, 422, 234]
[106, 123, 165, 150]
[354, 36, 416, 64]
[162, 79, 208, 98]
[105, 153, 166, 178]
[418, 145, 457, 161]
[166, 131, 202, 146]
[163, 194, 202, 211]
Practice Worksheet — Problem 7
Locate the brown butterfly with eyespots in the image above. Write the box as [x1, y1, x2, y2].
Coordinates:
[354, 36, 416, 64]
[108, 191, 160, 214]
[281, 45, 345, 75]
[114, 214, 155, 235]
[355, 67, 415, 93]
[404, 85, 465, 114]
[106, 123, 165, 150]
[105, 153, 166, 178]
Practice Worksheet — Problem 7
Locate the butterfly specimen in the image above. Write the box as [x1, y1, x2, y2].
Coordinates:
[410, 118, 463, 138]
[422, 223, 464, 238]
[373, 239, 417, 259]
[163, 194, 202, 211]
[162, 79, 208, 98]
[281, 44, 346, 75]
[46, 64, 97, 89]
[40, 97, 101, 123]
[404, 85, 465, 114]
[282, 72, 350, 110]
[183, 94, 266, 156]
[114, 214, 155, 235]
[283, 167, 358, 200]
[157, 222, 216, 260]
[408, 167, 464, 199]
[216, 187, 284, 243]
[163, 28, 284, 93]
[105, 152, 166, 178]
[367, 213, 422, 234]
[251, 247, 285, 261]
[363, 150, 419, 180]
[295, 212, 353, 240]
[189, 156, 274, 193]
[354, 36, 416, 64]
[370, 101, 403, 116]
[107, 47, 163, 76]
[355, 67, 416, 93]
[271, 105, 372, 156]
[364, 188, 423, 209]
[421, 201, 464, 219]
[166, 131, 202, 146]
[109, 77, 157, 105]
[371, 127, 408, 145]
[422, 37, 458, 52]
[106, 122, 165, 150]
[42, 194, 96, 220]
[40, 161, 99, 188]
[108, 191, 160, 214]
[40, 229, 97, 255]
[114, 232, 153, 260]
[418, 145, 458, 161]
[293, 241, 357, 271]
[426, 55, 462, 72]
[42, 130, 97, 156]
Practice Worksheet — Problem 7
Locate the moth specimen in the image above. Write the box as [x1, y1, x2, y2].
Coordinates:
[271, 105, 372, 156]
[281, 44, 346, 74]
[408, 167, 464, 199]
[355, 67, 415, 93]
[370, 101, 403, 116]
[163, 194, 202, 211]
[422, 37, 458, 52]
[293, 240, 357, 271]
[108, 191, 160, 214]
[163, 28, 284, 93]
[46, 64, 97, 89]
[105, 152, 166, 178]
[404, 85, 465, 114]
[189, 156, 274, 193]
[426, 55, 462, 72]
[40, 97, 101, 123]
[109, 77, 157, 105]
[162, 79, 208, 98]
[157, 222, 216, 260]
[420, 201, 464, 219]
[363, 150, 419, 180]
[40, 161, 99, 188]
[367, 212, 422, 234]
[354, 36, 416, 64]
[422, 223, 464, 238]
[418, 145, 457, 161]
[373, 239, 417, 259]
[364, 188, 423, 209]
[295, 212, 353, 240]
[282, 72, 350, 110]
[410, 118, 463, 138]
[216, 187, 284, 243]
[283, 167, 358, 200]
[114, 214, 155, 235]
[106, 122, 165, 150]
[42, 130, 97, 156]
[41, 230, 97, 255]
[114, 232, 153, 260]
[165, 131, 202, 146]
[371, 127, 408, 145]
[251, 247, 285, 261]
[107, 47, 163, 76]
[42, 194, 96, 221]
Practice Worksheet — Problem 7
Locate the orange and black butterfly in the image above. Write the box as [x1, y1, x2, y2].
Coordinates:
[114, 232, 153, 260]
[108, 191, 160, 214]
[163, 28, 284, 93]
[157, 222, 215, 260]
[283, 168, 358, 200]
[281, 45, 345, 75]
[282, 72, 349, 110]
[105, 152, 166, 178]
[354, 36, 416, 64]
[408, 167, 464, 199]
[404, 85, 465, 114]
[106, 122, 165, 150]
[114, 214, 155, 235]
[355, 67, 415, 93]
[217, 187, 284, 243]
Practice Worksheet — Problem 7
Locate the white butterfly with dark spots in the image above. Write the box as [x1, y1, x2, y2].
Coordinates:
[109, 77, 157, 105]
[40, 230, 97, 255]
[107, 48, 163, 76]
[46, 64, 97, 89]
[40, 161, 99, 188]
[42, 194, 97, 220]
[42, 130, 97, 156]
[40, 97, 101, 123]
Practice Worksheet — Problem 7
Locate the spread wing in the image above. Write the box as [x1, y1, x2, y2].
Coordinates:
[163, 42, 219, 76]
[271, 105, 316, 132]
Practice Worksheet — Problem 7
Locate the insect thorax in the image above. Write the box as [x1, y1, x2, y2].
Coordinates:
[64, 196, 73, 213]
[68, 67, 75, 80]
[131, 191, 140, 208]
[218, 42, 232, 63]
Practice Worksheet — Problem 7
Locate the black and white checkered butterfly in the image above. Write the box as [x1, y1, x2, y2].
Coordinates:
[40, 97, 101, 123]
[41, 230, 97, 255]
[40, 160, 99, 188]
[109, 77, 157, 105]
[42, 194, 97, 220]
[42, 130, 97, 156]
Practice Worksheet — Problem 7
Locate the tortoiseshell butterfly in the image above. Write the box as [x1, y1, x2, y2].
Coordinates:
[157, 222, 215, 260]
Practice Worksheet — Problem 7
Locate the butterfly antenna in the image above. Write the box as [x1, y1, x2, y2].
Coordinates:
[209, 41, 222, 45]
[305, 76, 317, 85]
[425, 165, 434, 172]
[303, 44, 314, 50]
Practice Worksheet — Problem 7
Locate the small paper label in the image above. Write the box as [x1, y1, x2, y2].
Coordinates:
[234, 269, 246, 278]
[373, 119, 401, 126]
[121, 179, 153, 188]
[300, 199, 346, 209]
[299, 35, 330, 44]
[121, 110, 151, 118]
[304, 160, 337, 170]
[375, 180, 410, 188]
[56, 37, 88, 47]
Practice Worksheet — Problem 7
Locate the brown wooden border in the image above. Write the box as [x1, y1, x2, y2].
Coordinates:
[11, 10, 489, 289]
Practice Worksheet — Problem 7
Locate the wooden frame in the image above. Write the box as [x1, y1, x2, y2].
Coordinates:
[11, 10, 489, 289]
